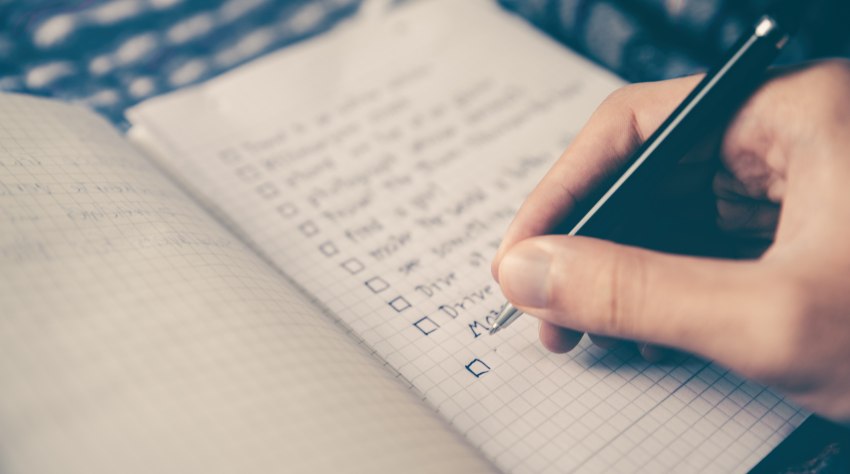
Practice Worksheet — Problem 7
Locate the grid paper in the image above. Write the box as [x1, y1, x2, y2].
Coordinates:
[0, 93, 495, 474]
[128, 0, 807, 472]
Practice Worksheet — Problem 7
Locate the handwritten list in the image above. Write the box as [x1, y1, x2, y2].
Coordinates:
[128, 1, 806, 472]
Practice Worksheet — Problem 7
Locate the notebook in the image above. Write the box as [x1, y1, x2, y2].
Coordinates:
[0, 0, 807, 472]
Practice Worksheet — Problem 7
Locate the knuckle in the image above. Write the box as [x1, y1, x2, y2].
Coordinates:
[798, 60, 850, 114]
[603, 84, 639, 105]
[715, 200, 741, 233]
[598, 84, 643, 116]
[598, 251, 646, 338]
[814, 58, 850, 81]
[795, 59, 850, 86]
[596, 85, 646, 145]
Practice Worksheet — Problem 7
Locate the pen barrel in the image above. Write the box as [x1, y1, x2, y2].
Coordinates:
[568, 18, 790, 240]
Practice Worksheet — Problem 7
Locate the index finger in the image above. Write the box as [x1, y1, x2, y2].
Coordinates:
[491, 76, 704, 282]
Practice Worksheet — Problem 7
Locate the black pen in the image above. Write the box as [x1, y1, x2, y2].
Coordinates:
[489, 0, 808, 335]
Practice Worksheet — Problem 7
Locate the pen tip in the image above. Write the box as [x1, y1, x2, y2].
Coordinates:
[488, 325, 500, 336]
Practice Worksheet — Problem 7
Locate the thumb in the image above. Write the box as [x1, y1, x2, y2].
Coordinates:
[497, 236, 773, 363]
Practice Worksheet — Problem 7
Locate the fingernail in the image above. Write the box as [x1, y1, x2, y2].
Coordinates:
[499, 243, 551, 308]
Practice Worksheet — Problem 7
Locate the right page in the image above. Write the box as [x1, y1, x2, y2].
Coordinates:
[127, 0, 807, 471]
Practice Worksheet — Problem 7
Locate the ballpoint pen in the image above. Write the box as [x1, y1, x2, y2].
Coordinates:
[490, 0, 808, 336]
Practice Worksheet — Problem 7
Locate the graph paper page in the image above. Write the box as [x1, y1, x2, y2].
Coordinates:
[128, 0, 807, 472]
[0, 93, 494, 474]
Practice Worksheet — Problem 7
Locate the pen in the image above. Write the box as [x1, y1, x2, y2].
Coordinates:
[489, 0, 807, 336]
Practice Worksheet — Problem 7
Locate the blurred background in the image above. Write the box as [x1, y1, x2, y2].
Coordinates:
[0, 0, 848, 125]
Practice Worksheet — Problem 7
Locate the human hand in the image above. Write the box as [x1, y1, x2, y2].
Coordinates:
[491, 60, 850, 423]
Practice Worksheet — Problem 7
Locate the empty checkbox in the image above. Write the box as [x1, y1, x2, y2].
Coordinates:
[388, 296, 411, 312]
[298, 221, 320, 237]
[277, 203, 298, 218]
[364, 276, 390, 293]
[319, 241, 339, 257]
[256, 183, 280, 199]
[341, 258, 365, 275]
[465, 358, 491, 378]
[413, 316, 439, 336]
[236, 165, 261, 182]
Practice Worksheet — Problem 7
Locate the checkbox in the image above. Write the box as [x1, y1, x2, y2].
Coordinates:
[235, 165, 261, 182]
[256, 183, 280, 199]
[388, 296, 411, 312]
[276, 203, 298, 218]
[319, 241, 339, 257]
[341, 258, 365, 275]
[298, 220, 320, 237]
[364, 276, 389, 293]
[465, 358, 491, 378]
[219, 149, 241, 163]
[413, 316, 439, 336]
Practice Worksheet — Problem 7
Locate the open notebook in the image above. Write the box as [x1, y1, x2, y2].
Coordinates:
[0, 0, 806, 472]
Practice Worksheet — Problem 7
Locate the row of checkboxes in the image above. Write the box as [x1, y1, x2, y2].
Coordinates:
[223, 149, 490, 378]
[274, 198, 488, 375]
[274, 200, 444, 338]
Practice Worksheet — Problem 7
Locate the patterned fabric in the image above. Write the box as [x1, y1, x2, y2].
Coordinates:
[0, 0, 363, 124]
[499, 0, 850, 83]
[2, 0, 848, 125]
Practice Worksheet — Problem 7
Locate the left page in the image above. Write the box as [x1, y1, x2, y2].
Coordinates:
[0, 93, 495, 474]
[128, 1, 807, 472]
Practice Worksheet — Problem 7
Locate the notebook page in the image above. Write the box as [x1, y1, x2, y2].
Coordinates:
[0, 94, 495, 474]
[127, 1, 807, 472]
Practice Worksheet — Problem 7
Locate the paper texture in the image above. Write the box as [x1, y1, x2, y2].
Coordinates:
[128, 0, 807, 472]
[0, 93, 494, 474]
